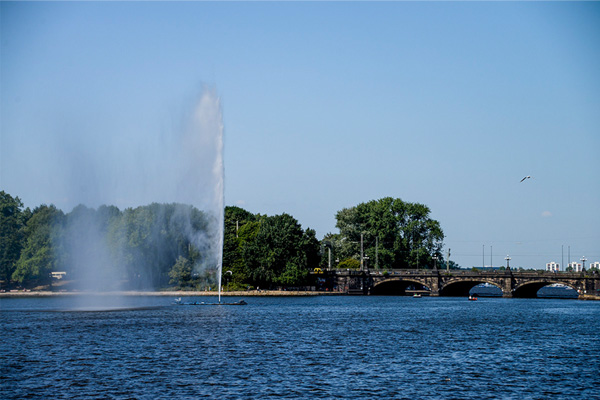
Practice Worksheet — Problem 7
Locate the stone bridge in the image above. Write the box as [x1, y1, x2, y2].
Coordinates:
[317, 269, 600, 298]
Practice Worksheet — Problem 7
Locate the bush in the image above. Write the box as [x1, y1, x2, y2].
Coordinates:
[338, 258, 360, 270]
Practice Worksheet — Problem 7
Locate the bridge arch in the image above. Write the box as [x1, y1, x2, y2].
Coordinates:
[371, 278, 430, 296]
[440, 279, 501, 297]
[513, 281, 577, 298]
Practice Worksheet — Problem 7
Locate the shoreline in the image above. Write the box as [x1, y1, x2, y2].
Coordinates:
[2, 290, 598, 300]
[0, 290, 338, 298]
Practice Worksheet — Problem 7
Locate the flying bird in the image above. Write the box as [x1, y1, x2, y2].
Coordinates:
[520, 175, 532, 182]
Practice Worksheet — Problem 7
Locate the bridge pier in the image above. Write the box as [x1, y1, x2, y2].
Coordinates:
[501, 271, 514, 298]
[427, 273, 440, 296]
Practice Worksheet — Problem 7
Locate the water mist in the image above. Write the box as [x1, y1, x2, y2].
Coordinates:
[57, 87, 225, 305]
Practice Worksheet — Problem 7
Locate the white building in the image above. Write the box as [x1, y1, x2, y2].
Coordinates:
[568, 261, 583, 272]
[50, 271, 67, 279]
[589, 261, 600, 271]
[546, 262, 560, 272]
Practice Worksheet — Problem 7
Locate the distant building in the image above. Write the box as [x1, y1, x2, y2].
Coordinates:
[546, 262, 560, 272]
[50, 271, 67, 280]
[568, 262, 583, 272]
[590, 262, 600, 270]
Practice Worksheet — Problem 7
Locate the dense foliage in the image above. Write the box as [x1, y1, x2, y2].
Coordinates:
[0, 191, 321, 290]
[325, 197, 445, 270]
[0, 191, 447, 290]
[0, 192, 31, 282]
[12, 205, 64, 286]
[222, 207, 320, 290]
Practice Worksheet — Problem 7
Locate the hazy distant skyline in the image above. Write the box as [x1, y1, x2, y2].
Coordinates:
[2, 2, 599, 269]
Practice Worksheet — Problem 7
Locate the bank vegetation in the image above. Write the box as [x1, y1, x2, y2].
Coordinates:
[1, 191, 446, 291]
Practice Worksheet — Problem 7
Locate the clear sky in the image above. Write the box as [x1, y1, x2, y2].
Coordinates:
[2, 1, 599, 270]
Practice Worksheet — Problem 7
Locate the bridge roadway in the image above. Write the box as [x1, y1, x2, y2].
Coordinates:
[320, 268, 600, 298]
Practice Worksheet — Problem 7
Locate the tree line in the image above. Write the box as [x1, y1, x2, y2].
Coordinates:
[1, 191, 446, 290]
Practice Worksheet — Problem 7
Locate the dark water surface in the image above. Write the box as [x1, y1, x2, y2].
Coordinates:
[1, 296, 599, 399]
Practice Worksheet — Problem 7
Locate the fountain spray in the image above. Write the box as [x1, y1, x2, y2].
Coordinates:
[188, 89, 224, 302]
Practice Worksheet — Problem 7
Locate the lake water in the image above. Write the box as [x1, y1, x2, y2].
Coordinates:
[1, 295, 599, 399]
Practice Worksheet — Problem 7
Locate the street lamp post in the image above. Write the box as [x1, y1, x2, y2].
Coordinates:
[360, 233, 364, 271]
[375, 237, 379, 269]
[505, 255, 511, 270]
[483, 245, 485, 269]
[581, 256, 587, 271]
[433, 255, 438, 270]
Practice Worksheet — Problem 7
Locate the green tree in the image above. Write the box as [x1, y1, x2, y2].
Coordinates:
[0, 191, 30, 285]
[334, 197, 444, 269]
[243, 213, 319, 288]
[106, 203, 210, 289]
[12, 205, 64, 286]
[223, 206, 258, 286]
[168, 255, 194, 288]
[338, 258, 361, 270]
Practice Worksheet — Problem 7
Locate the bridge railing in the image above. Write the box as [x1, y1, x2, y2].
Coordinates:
[328, 269, 596, 279]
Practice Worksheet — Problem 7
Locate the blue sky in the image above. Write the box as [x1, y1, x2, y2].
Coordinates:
[2, 2, 599, 269]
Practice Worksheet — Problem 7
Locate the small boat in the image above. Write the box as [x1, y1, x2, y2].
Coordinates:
[468, 295, 478, 301]
[413, 293, 422, 298]
[175, 298, 247, 306]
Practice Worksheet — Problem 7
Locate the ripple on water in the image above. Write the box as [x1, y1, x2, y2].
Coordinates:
[1, 296, 599, 399]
